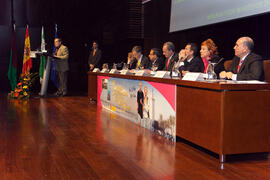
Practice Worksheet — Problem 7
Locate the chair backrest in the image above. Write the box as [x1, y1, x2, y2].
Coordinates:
[224, 60, 232, 71]
[263, 60, 270, 82]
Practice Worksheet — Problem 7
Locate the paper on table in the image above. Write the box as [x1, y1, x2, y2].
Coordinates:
[224, 80, 267, 84]
[235, 80, 267, 84]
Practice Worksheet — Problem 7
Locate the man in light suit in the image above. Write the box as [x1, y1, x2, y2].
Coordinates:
[220, 37, 264, 81]
[88, 41, 102, 71]
[54, 38, 69, 96]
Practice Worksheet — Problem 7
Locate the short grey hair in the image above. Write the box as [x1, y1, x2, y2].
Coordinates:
[163, 42, 175, 52]
[132, 46, 142, 53]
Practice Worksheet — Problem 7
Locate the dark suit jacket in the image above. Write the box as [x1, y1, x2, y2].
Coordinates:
[163, 53, 178, 71]
[88, 49, 102, 68]
[179, 56, 204, 73]
[228, 53, 264, 81]
[128, 58, 137, 70]
[55, 45, 69, 72]
[149, 57, 165, 70]
[137, 55, 150, 69]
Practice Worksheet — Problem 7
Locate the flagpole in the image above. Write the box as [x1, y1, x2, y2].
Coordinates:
[7, 0, 18, 91]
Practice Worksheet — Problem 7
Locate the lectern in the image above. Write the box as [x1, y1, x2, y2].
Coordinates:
[36, 52, 59, 96]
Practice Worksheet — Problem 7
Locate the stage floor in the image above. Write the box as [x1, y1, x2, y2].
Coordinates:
[0, 94, 270, 179]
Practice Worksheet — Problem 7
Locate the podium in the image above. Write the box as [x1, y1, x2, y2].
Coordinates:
[36, 52, 59, 96]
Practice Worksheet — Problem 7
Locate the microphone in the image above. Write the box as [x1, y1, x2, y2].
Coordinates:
[216, 57, 225, 65]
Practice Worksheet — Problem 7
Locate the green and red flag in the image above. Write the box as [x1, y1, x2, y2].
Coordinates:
[7, 24, 17, 90]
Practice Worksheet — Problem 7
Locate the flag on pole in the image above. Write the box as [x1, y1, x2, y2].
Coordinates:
[22, 25, 32, 74]
[7, 24, 17, 90]
[50, 24, 58, 88]
[39, 26, 46, 81]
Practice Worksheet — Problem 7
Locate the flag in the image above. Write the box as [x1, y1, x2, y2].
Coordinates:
[22, 25, 32, 74]
[39, 26, 46, 81]
[7, 24, 17, 90]
[50, 24, 58, 88]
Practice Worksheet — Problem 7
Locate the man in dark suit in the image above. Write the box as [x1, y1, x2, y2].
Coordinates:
[178, 43, 204, 76]
[220, 37, 264, 81]
[88, 41, 102, 71]
[162, 42, 178, 71]
[132, 46, 150, 69]
[54, 38, 69, 96]
[127, 52, 137, 70]
[148, 48, 165, 71]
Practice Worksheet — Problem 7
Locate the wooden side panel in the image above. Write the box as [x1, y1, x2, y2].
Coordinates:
[222, 90, 270, 154]
[177, 86, 222, 154]
[88, 73, 97, 100]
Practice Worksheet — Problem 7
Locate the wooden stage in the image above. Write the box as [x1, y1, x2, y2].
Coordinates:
[1, 94, 270, 179]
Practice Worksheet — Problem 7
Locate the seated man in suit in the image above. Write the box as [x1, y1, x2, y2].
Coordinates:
[132, 46, 150, 69]
[220, 37, 264, 81]
[148, 48, 165, 71]
[162, 42, 178, 71]
[177, 43, 204, 76]
[127, 52, 137, 70]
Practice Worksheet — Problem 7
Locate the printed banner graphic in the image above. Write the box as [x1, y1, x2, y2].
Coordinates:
[97, 76, 176, 142]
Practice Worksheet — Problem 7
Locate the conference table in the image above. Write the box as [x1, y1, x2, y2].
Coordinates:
[88, 71, 270, 162]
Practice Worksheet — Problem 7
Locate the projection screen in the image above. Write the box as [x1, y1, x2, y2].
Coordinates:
[170, 0, 270, 32]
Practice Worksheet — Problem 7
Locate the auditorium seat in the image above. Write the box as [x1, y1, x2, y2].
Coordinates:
[224, 60, 232, 71]
[263, 60, 270, 82]
[224, 59, 270, 82]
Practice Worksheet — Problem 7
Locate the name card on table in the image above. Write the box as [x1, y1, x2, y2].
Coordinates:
[101, 69, 109, 73]
[120, 69, 131, 75]
[135, 70, 149, 76]
[92, 68, 100, 72]
[109, 69, 119, 74]
[182, 72, 204, 81]
[154, 71, 170, 78]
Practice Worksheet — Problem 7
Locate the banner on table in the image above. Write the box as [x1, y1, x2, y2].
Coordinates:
[97, 76, 176, 142]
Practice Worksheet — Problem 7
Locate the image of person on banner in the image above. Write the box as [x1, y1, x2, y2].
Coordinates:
[143, 86, 150, 128]
[137, 82, 144, 125]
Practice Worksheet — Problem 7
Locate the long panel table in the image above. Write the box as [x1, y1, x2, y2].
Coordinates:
[88, 71, 270, 162]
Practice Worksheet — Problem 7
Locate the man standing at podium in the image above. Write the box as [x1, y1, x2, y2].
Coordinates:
[54, 38, 69, 96]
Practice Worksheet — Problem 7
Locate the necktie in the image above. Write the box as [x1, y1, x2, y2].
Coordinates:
[166, 57, 171, 70]
[55, 48, 59, 55]
[93, 49, 96, 56]
[137, 60, 141, 68]
[237, 59, 244, 73]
